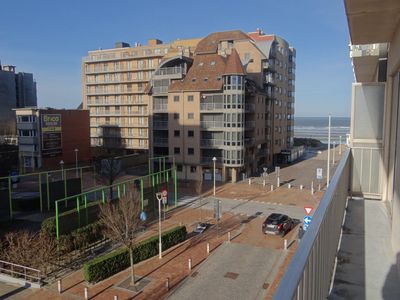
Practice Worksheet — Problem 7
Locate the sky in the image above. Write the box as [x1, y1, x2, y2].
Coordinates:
[0, 0, 353, 117]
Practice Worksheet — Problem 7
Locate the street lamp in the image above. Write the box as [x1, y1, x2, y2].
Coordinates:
[74, 148, 79, 178]
[60, 160, 64, 180]
[333, 142, 336, 164]
[156, 192, 163, 259]
[212, 157, 217, 196]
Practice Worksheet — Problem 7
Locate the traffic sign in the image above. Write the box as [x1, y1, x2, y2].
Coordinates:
[316, 168, 323, 180]
[140, 211, 147, 221]
[303, 215, 312, 230]
[304, 206, 313, 215]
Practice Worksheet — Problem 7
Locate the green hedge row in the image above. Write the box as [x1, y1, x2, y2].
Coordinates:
[83, 225, 187, 283]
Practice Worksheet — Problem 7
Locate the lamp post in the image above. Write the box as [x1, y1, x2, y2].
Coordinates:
[327, 115, 331, 187]
[339, 136, 342, 155]
[156, 192, 163, 259]
[60, 160, 64, 180]
[74, 148, 79, 178]
[212, 157, 217, 196]
[333, 142, 336, 164]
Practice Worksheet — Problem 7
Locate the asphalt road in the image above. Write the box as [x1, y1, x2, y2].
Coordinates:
[168, 242, 282, 300]
[183, 196, 306, 221]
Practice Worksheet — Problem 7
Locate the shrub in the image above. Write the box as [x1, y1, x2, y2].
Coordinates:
[83, 226, 187, 283]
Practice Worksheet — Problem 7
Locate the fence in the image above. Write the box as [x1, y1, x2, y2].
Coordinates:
[54, 159, 177, 239]
[273, 149, 351, 300]
[0, 166, 96, 219]
[0, 260, 41, 286]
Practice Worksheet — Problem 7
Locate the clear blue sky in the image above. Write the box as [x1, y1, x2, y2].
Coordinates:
[0, 0, 353, 117]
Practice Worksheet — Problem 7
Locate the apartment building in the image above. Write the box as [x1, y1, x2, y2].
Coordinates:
[82, 39, 200, 153]
[148, 29, 296, 182]
[15, 108, 90, 171]
[0, 64, 37, 135]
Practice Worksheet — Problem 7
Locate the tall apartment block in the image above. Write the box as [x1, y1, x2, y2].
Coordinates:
[82, 29, 295, 182]
[148, 29, 295, 182]
[82, 39, 200, 153]
[0, 63, 37, 135]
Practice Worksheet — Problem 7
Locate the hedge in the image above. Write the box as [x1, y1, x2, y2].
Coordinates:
[83, 225, 187, 283]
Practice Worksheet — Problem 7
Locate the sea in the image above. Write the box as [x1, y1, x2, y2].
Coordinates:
[294, 117, 350, 144]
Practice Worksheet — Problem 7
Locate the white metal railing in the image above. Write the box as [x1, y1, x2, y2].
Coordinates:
[154, 66, 183, 76]
[273, 149, 351, 300]
[200, 121, 224, 129]
[153, 86, 169, 94]
[200, 139, 223, 147]
[153, 103, 168, 111]
[200, 103, 224, 111]
[349, 44, 381, 58]
[0, 260, 41, 285]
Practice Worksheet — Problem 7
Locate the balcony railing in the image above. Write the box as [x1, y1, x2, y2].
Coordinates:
[152, 86, 169, 94]
[273, 149, 351, 300]
[153, 138, 168, 146]
[200, 139, 223, 147]
[245, 104, 255, 112]
[245, 121, 255, 128]
[154, 66, 184, 76]
[200, 121, 224, 129]
[153, 103, 168, 112]
[200, 103, 224, 111]
[153, 121, 168, 129]
[200, 156, 223, 164]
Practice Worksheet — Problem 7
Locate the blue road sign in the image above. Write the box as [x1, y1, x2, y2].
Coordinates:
[140, 211, 147, 221]
[303, 215, 312, 230]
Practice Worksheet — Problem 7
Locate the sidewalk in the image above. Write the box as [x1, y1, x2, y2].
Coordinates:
[26, 208, 243, 300]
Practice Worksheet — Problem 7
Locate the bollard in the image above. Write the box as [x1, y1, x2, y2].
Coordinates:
[248, 178, 251, 185]
[311, 181, 314, 195]
[300, 185, 303, 190]
[228, 232, 231, 242]
[284, 239, 288, 250]
[263, 179, 266, 187]
[288, 183, 291, 189]
[207, 243, 210, 254]
[114, 296, 118, 300]
[318, 184, 321, 191]
[166, 278, 170, 290]
[84, 287, 88, 300]
[188, 258, 192, 271]
[270, 185, 274, 191]
[277, 177, 280, 187]
[58, 279, 62, 293]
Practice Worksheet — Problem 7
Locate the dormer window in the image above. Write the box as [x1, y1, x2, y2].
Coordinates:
[204, 77, 208, 82]
[210, 61, 216, 66]
[198, 62, 204, 67]
[192, 78, 196, 82]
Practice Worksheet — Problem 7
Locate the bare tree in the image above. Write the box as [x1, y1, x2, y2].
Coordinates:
[99, 188, 142, 285]
[1, 230, 58, 274]
[95, 156, 123, 200]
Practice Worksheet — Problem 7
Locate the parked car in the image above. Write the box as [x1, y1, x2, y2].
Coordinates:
[194, 222, 208, 234]
[262, 213, 294, 236]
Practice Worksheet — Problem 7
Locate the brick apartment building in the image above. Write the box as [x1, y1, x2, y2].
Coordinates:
[15, 108, 91, 171]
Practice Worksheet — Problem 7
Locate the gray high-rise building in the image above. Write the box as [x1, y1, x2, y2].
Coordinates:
[0, 64, 37, 135]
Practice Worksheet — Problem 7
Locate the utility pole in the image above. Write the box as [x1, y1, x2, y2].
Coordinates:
[327, 115, 331, 187]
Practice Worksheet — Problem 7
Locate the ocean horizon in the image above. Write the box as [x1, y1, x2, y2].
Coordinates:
[294, 116, 350, 144]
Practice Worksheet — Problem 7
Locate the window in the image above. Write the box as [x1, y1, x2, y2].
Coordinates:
[210, 61, 216, 66]
[173, 113, 180, 120]
[190, 166, 196, 173]
[177, 165, 183, 172]
[174, 95, 180, 102]
[188, 95, 194, 102]
[174, 147, 180, 154]
[188, 130, 194, 137]
[174, 130, 180, 137]
[188, 148, 194, 155]
[188, 113, 194, 119]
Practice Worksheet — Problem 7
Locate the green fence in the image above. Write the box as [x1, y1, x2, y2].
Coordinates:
[0, 166, 96, 219]
[54, 164, 178, 239]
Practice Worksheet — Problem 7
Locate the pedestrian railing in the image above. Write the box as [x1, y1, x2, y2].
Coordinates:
[273, 149, 351, 300]
[0, 260, 41, 286]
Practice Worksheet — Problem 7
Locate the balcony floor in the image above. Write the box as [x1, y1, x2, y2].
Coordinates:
[329, 198, 400, 300]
